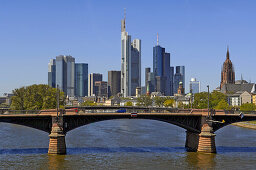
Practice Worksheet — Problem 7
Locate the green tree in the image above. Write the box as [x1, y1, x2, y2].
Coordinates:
[136, 95, 152, 107]
[11, 84, 65, 110]
[81, 100, 97, 106]
[154, 96, 166, 107]
[240, 103, 256, 111]
[163, 99, 175, 107]
[214, 99, 229, 110]
[124, 101, 133, 106]
[211, 91, 227, 108]
[193, 92, 209, 109]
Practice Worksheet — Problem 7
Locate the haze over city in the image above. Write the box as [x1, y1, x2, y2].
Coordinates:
[1, 0, 256, 95]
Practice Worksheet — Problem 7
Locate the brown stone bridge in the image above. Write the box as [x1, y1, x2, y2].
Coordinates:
[0, 107, 256, 155]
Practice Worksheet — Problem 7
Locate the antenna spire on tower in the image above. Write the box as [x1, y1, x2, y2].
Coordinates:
[157, 33, 159, 45]
[124, 8, 126, 20]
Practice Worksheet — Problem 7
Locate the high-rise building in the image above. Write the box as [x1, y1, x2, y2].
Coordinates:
[145, 67, 151, 88]
[174, 66, 185, 94]
[48, 59, 56, 88]
[108, 71, 121, 97]
[189, 78, 200, 94]
[220, 47, 235, 89]
[53, 55, 75, 97]
[121, 11, 141, 97]
[170, 66, 174, 96]
[153, 34, 171, 95]
[95, 81, 108, 97]
[88, 73, 102, 96]
[75, 63, 88, 97]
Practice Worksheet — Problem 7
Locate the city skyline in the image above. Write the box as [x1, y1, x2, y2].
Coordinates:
[1, 0, 256, 95]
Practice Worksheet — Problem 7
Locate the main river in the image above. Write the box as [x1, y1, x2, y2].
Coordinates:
[1, 119, 256, 169]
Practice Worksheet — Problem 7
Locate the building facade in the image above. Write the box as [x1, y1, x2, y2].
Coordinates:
[108, 71, 121, 97]
[95, 81, 108, 97]
[48, 59, 56, 88]
[50, 55, 75, 97]
[174, 66, 185, 94]
[220, 47, 235, 89]
[75, 63, 88, 97]
[121, 13, 141, 97]
[88, 73, 102, 96]
[153, 36, 171, 96]
[189, 78, 200, 94]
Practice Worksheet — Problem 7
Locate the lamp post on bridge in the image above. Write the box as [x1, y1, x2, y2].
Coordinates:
[56, 85, 60, 121]
[207, 85, 210, 118]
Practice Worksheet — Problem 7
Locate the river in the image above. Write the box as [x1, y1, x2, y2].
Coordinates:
[1, 119, 256, 169]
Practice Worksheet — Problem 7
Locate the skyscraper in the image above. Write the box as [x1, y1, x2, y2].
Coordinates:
[170, 66, 174, 96]
[95, 81, 108, 97]
[108, 71, 121, 97]
[174, 66, 185, 94]
[121, 11, 141, 97]
[53, 55, 75, 97]
[48, 59, 56, 88]
[189, 78, 200, 94]
[75, 63, 88, 97]
[88, 73, 102, 96]
[220, 47, 235, 89]
[153, 34, 171, 95]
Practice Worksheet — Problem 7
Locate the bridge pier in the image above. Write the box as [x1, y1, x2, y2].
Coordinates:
[48, 123, 66, 155]
[197, 124, 216, 153]
[185, 131, 199, 152]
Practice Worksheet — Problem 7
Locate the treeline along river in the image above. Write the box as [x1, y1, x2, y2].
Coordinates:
[1, 119, 256, 169]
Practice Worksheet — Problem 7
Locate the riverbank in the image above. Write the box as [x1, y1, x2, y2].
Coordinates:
[232, 122, 256, 130]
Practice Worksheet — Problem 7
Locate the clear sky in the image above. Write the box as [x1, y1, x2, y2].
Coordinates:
[1, 0, 256, 95]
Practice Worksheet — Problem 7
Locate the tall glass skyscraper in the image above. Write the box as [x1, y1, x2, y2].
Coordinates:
[153, 35, 171, 96]
[121, 12, 141, 97]
[88, 73, 102, 96]
[75, 63, 88, 97]
[55, 55, 75, 97]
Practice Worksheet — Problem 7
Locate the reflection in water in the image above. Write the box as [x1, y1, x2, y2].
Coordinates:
[48, 155, 66, 170]
[186, 152, 216, 169]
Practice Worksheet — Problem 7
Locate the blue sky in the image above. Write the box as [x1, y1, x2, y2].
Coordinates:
[1, 0, 256, 95]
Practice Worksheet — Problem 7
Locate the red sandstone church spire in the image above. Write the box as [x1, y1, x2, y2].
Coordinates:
[220, 46, 235, 89]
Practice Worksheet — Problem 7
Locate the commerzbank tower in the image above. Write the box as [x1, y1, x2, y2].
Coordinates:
[121, 10, 141, 97]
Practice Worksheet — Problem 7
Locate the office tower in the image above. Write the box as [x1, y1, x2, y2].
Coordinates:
[190, 78, 200, 94]
[75, 63, 88, 97]
[108, 71, 121, 97]
[95, 81, 108, 97]
[48, 59, 56, 88]
[88, 73, 102, 96]
[153, 34, 171, 95]
[220, 47, 235, 89]
[54, 55, 75, 97]
[121, 11, 141, 97]
[170, 66, 174, 96]
[145, 67, 151, 88]
[174, 66, 185, 94]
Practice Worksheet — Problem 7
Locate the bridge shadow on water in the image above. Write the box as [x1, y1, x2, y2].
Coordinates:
[1, 146, 256, 155]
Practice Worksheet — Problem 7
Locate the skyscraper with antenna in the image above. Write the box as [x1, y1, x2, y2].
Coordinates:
[121, 9, 141, 97]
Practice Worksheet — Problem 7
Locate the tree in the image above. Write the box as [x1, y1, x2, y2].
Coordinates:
[81, 100, 97, 106]
[124, 101, 133, 106]
[214, 99, 230, 110]
[136, 95, 152, 107]
[193, 92, 209, 109]
[163, 99, 175, 107]
[11, 84, 65, 110]
[240, 103, 256, 111]
[154, 96, 166, 107]
[211, 91, 227, 108]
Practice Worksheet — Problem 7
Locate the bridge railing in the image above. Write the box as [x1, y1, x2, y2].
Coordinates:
[0, 110, 41, 115]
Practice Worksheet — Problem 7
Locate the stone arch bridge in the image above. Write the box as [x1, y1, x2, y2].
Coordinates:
[0, 107, 256, 155]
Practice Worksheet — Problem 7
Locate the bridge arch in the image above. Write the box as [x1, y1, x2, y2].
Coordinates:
[62, 115, 202, 134]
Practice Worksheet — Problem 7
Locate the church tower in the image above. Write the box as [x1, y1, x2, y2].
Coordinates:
[220, 47, 235, 89]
